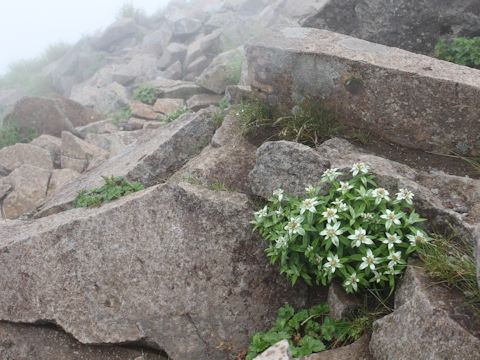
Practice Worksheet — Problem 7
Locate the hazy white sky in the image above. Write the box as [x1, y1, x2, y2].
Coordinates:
[0, 0, 172, 74]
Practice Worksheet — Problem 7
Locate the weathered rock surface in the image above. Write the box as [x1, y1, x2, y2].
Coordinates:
[370, 261, 480, 359]
[249, 141, 330, 199]
[301, 334, 372, 360]
[94, 18, 138, 50]
[47, 169, 81, 195]
[70, 82, 130, 115]
[36, 109, 216, 217]
[60, 131, 108, 173]
[130, 101, 158, 120]
[85, 130, 143, 156]
[254, 340, 291, 360]
[0, 182, 308, 360]
[2, 165, 50, 219]
[76, 119, 119, 137]
[153, 98, 185, 114]
[246, 27, 480, 156]
[4, 96, 101, 137]
[158, 43, 187, 69]
[328, 282, 360, 321]
[187, 93, 223, 111]
[0, 143, 53, 173]
[302, 0, 480, 55]
[30, 134, 62, 168]
[172, 113, 256, 194]
[0, 322, 165, 360]
[148, 78, 205, 99]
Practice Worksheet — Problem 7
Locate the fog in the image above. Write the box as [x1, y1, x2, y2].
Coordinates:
[0, 0, 172, 75]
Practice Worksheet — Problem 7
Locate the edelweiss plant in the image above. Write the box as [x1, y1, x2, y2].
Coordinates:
[251, 163, 430, 293]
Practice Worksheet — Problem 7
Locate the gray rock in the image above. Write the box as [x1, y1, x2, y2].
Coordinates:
[254, 340, 292, 360]
[185, 30, 223, 68]
[36, 109, 216, 217]
[84, 131, 142, 156]
[60, 131, 108, 173]
[185, 55, 210, 79]
[225, 85, 253, 105]
[249, 141, 330, 199]
[301, 334, 372, 360]
[0, 143, 53, 173]
[75, 119, 119, 137]
[187, 94, 223, 111]
[197, 48, 245, 94]
[2, 165, 51, 219]
[173, 17, 202, 37]
[245, 27, 480, 156]
[153, 98, 185, 115]
[147, 78, 205, 100]
[94, 18, 138, 50]
[0, 182, 308, 360]
[47, 168, 81, 195]
[328, 282, 360, 321]
[157, 43, 187, 70]
[141, 23, 173, 56]
[30, 134, 62, 168]
[130, 101, 158, 120]
[370, 261, 480, 359]
[161, 60, 183, 80]
[0, 319, 166, 360]
[127, 118, 147, 130]
[302, 0, 480, 55]
[70, 82, 130, 115]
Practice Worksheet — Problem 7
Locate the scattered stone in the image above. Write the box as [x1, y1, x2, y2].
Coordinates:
[0, 182, 308, 360]
[254, 340, 292, 360]
[0, 322, 166, 360]
[36, 109, 216, 217]
[162, 60, 183, 80]
[246, 27, 480, 156]
[30, 134, 62, 167]
[60, 131, 108, 173]
[370, 260, 480, 360]
[75, 119, 119, 137]
[249, 141, 330, 199]
[84, 131, 142, 156]
[4, 96, 101, 137]
[185, 55, 210, 79]
[148, 78, 205, 99]
[187, 94, 223, 111]
[142, 24, 173, 56]
[0, 143, 53, 173]
[130, 101, 158, 120]
[158, 43, 187, 69]
[70, 82, 130, 115]
[153, 98, 185, 114]
[94, 18, 137, 50]
[47, 169, 81, 195]
[2, 165, 50, 219]
[173, 17, 202, 37]
[127, 118, 147, 130]
[327, 282, 360, 321]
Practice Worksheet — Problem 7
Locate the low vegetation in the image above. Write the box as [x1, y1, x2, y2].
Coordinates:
[434, 37, 480, 69]
[0, 122, 36, 149]
[158, 105, 192, 123]
[73, 176, 144, 208]
[116, 3, 147, 23]
[132, 85, 162, 105]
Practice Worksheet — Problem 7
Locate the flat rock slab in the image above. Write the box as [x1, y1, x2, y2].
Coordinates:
[0, 182, 307, 360]
[36, 110, 215, 218]
[0, 143, 53, 173]
[245, 27, 480, 156]
[370, 261, 480, 359]
[0, 322, 165, 360]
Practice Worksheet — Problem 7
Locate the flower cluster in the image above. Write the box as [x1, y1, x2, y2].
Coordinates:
[252, 162, 429, 293]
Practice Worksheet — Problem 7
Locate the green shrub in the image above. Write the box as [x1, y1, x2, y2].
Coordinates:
[0, 122, 37, 149]
[73, 176, 144, 208]
[110, 106, 132, 125]
[236, 99, 274, 136]
[224, 52, 245, 85]
[434, 37, 480, 69]
[158, 105, 192, 123]
[246, 303, 367, 359]
[132, 85, 162, 105]
[116, 3, 147, 22]
[251, 163, 429, 294]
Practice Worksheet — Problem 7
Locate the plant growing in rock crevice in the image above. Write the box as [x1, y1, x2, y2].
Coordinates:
[251, 163, 429, 294]
[434, 37, 480, 69]
[0, 122, 37, 149]
[158, 105, 192, 123]
[133, 85, 163, 105]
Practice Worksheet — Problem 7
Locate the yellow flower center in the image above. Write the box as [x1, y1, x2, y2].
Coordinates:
[359, 234, 365, 240]
[367, 258, 373, 263]
[328, 230, 334, 236]
[389, 236, 395, 242]
[416, 236, 423, 242]
[328, 210, 334, 215]
[331, 260, 337, 266]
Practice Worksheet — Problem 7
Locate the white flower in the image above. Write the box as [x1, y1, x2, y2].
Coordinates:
[305, 184, 315, 194]
[284, 216, 304, 235]
[324, 254, 343, 273]
[359, 249, 381, 271]
[332, 198, 348, 212]
[372, 270, 382, 283]
[382, 232, 402, 250]
[380, 209, 402, 230]
[322, 168, 342, 182]
[255, 206, 268, 218]
[275, 207, 284, 217]
[387, 251, 402, 268]
[273, 189, 284, 202]
[350, 162, 370, 176]
[319, 222, 344, 247]
[306, 245, 314, 253]
[322, 207, 339, 223]
[315, 254, 323, 264]
[348, 228, 373, 248]
[396, 188, 414, 205]
[337, 181, 353, 194]
[360, 213, 374, 221]
[406, 230, 427, 246]
[275, 236, 288, 249]
[300, 198, 320, 214]
[372, 188, 390, 205]
[344, 272, 359, 291]
[385, 267, 397, 276]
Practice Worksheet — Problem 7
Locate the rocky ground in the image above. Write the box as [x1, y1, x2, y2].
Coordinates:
[0, 0, 479, 359]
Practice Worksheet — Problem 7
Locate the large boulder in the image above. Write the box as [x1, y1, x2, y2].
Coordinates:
[36, 109, 216, 217]
[147, 78, 206, 100]
[302, 0, 480, 55]
[130, 101, 158, 120]
[70, 82, 130, 115]
[30, 134, 62, 168]
[84, 130, 143, 156]
[4, 96, 102, 137]
[370, 261, 480, 359]
[2, 165, 51, 219]
[245, 27, 480, 156]
[93, 18, 138, 50]
[0, 322, 164, 360]
[158, 42, 188, 70]
[0, 182, 308, 360]
[0, 143, 53, 173]
[60, 131, 109, 173]
[47, 169, 81, 195]
[153, 98, 185, 114]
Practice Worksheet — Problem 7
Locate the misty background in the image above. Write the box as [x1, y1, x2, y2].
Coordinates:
[0, 0, 172, 75]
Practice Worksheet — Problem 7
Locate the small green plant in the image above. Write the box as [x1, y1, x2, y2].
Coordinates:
[246, 303, 366, 359]
[132, 86, 162, 105]
[110, 107, 132, 125]
[417, 233, 480, 315]
[159, 105, 192, 123]
[73, 176, 144, 208]
[236, 99, 274, 136]
[219, 96, 229, 111]
[434, 37, 480, 69]
[251, 163, 430, 294]
[0, 122, 37, 149]
[223, 52, 245, 85]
